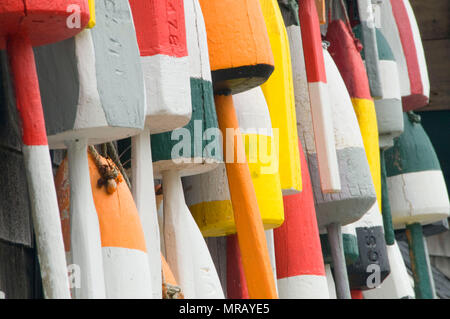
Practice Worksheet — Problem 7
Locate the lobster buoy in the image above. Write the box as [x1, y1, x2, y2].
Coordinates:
[296, 45, 376, 299]
[297, 0, 341, 193]
[259, 0, 302, 195]
[56, 152, 152, 298]
[198, 0, 278, 298]
[353, 25, 404, 150]
[34, 0, 146, 298]
[150, 0, 224, 299]
[274, 140, 329, 298]
[184, 87, 284, 298]
[325, 3, 390, 292]
[355, 0, 383, 98]
[128, 0, 193, 297]
[377, 0, 429, 111]
[385, 113, 450, 298]
[185, 87, 284, 236]
[0, 0, 92, 299]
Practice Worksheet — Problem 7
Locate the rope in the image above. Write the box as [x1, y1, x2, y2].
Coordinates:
[88, 145, 120, 194]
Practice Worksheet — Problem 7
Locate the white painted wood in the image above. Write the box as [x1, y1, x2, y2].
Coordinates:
[102, 247, 152, 299]
[323, 50, 366, 150]
[376, 59, 404, 149]
[278, 274, 330, 299]
[0, 291, 4, 299]
[379, 0, 410, 97]
[235, 88, 273, 137]
[184, 164, 231, 206]
[185, 0, 212, 82]
[363, 241, 415, 299]
[387, 170, 450, 229]
[23, 145, 71, 299]
[265, 230, 278, 295]
[142, 55, 191, 134]
[163, 170, 224, 299]
[352, 202, 383, 229]
[287, 24, 340, 193]
[379, 60, 401, 100]
[131, 129, 161, 299]
[65, 139, 106, 299]
[325, 264, 337, 299]
[72, 29, 107, 131]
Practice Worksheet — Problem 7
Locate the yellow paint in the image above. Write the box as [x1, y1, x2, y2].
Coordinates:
[87, 0, 96, 29]
[191, 133, 285, 237]
[351, 98, 382, 210]
[259, 0, 302, 194]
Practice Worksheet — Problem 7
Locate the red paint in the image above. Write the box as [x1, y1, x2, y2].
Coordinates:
[390, 0, 425, 110]
[298, 0, 327, 83]
[351, 289, 364, 299]
[1, 1, 90, 144]
[227, 234, 249, 299]
[7, 33, 48, 145]
[0, 0, 90, 49]
[129, 0, 188, 58]
[326, 20, 372, 100]
[274, 141, 326, 278]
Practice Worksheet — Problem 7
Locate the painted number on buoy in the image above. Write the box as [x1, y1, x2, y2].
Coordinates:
[366, 264, 381, 288]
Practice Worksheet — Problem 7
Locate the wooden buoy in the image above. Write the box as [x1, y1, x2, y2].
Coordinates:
[149, 0, 224, 299]
[385, 113, 450, 298]
[198, 0, 278, 299]
[259, 0, 302, 195]
[326, 1, 381, 208]
[377, 0, 429, 111]
[353, 25, 404, 149]
[273, 140, 329, 298]
[0, 0, 93, 299]
[185, 87, 284, 236]
[355, 0, 382, 98]
[128, 0, 192, 297]
[34, 0, 146, 298]
[325, 3, 390, 292]
[184, 87, 284, 297]
[297, 0, 341, 193]
[129, 0, 191, 134]
[296, 45, 376, 299]
[284, 16, 361, 279]
[56, 152, 152, 298]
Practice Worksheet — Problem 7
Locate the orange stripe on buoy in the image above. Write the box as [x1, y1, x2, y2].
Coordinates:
[56, 154, 147, 252]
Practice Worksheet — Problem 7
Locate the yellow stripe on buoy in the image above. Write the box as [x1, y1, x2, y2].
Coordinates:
[259, 0, 302, 195]
[87, 0, 96, 29]
[351, 98, 381, 209]
[190, 133, 284, 237]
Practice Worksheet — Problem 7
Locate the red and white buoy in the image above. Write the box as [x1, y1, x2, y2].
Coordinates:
[128, 0, 192, 298]
[274, 141, 329, 299]
[0, 0, 93, 299]
[377, 0, 429, 111]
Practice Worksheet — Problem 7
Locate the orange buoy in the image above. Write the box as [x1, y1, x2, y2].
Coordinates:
[199, 0, 278, 299]
[56, 152, 152, 298]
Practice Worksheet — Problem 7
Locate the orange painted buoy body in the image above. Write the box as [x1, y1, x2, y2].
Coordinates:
[56, 154, 152, 298]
